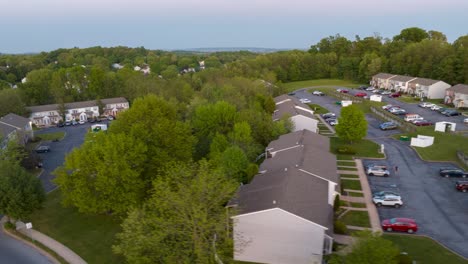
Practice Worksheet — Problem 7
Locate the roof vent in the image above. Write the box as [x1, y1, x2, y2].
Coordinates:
[272, 200, 276, 204]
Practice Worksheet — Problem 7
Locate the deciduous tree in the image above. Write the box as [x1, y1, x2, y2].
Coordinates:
[335, 105, 367, 143]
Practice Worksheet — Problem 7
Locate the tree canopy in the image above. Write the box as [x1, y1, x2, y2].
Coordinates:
[335, 105, 368, 143]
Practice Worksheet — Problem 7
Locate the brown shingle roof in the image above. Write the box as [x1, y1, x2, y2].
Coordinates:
[409, 78, 441, 86]
[26, 97, 128, 113]
[273, 100, 316, 120]
[373, 73, 397, 79]
[447, 84, 468, 95]
[391, 75, 417, 82]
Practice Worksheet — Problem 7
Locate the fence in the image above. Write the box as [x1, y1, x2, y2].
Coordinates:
[369, 106, 417, 133]
[457, 150, 468, 167]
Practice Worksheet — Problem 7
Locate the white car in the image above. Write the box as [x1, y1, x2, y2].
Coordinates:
[381, 91, 392, 95]
[464, 118, 468, 124]
[312, 91, 324, 96]
[328, 119, 338, 126]
[366, 87, 375, 91]
[299, 98, 311, 104]
[419, 102, 435, 108]
[373, 196, 403, 208]
[367, 167, 390, 177]
[78, 120, 86, 125]
[430, 105, 442, 111]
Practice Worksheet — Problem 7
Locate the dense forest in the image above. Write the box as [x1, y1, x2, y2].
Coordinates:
[2, 27, 468, 263]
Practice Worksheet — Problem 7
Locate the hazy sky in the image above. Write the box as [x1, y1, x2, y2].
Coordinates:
[1, 0, 468, 53]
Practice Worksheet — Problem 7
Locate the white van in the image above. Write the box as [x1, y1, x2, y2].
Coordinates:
[404, 114, 423, 122]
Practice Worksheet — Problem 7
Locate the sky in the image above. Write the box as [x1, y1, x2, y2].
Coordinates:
[1, 0, 468, 53]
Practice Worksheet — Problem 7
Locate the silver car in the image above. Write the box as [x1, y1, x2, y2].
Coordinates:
[367, 167, 390, 177]
[373, 196, 403, 208]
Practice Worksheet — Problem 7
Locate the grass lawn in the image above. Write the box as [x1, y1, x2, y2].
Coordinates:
[338, 167, 358, 171]
[340, 211, 370, 227]
[337, 161, 355, 166]
[340, 173, 359, 178]
[283, 79, 361, 91]
[383, 234, 468, 264]
[347, 192, 364, 197]
[37, 131, 66, 141]
[396, 127, 468, 169]
[336, 155, 354, 160]
[331, 137, 384, 159]
[27, 190, 124, 264]
[341, 179, 362, 190]
[349, 202, 366, 208]
[307, 104, 329, 114]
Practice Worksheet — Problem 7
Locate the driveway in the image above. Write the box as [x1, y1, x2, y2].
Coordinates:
[35, 122, 108, 192]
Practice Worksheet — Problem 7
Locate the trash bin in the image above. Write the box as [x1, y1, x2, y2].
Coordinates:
[335, 101, 342, 105]
[400, 136, 410, 141]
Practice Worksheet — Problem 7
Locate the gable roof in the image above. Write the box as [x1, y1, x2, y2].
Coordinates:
[274, 94, 291, 104]
[447, 84, 468, 95]
[273, 100, 315, 120]
[390, 75, 417, 82]
[26, 97, 128, 113]
[0, 123, 16, 138]
[409, 78, 441, 86]
[0, 113, 30, 129]
[231, 168, 333, 230]
[373, 73, 396, 79]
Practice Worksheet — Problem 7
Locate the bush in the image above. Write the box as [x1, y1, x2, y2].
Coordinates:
[334, 220, 348, 234]
[3, 221, 15, 230]
[398, 253, 413, 264]
[337, 145, 357, 155]
[333, 195, 341, 212]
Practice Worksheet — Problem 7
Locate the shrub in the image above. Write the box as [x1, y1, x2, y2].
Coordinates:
[337, 145, 357, 155]
[334, 220, 348, 234]
[3, 222, 15, 230]
[333, 195, 341, 212]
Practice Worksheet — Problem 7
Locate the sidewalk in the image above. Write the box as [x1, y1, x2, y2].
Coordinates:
[16, 221, 87, 264]
[354, 159, 381, 232]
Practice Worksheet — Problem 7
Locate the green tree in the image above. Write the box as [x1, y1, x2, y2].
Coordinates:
[0, 89, 28, 117]
[54, 133, 148, 214]
[0, 160, 45, 220]
[113, 161, 238, 264]
[335, 105, 367, 143]
[220, 146, 249, 183]
[393, 27, 429, 43]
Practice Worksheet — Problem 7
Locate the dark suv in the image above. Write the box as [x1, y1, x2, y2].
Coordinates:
[455, 181, 468, 192]
[439, 167, 468, 178]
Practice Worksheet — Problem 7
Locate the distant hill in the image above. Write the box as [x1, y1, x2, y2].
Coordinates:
[173, 47, 293, 53]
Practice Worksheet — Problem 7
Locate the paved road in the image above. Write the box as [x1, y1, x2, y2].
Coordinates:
[0, 227, 53, 264]
[35, 122, 108, 192]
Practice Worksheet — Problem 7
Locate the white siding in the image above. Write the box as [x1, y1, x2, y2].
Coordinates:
[291, 115, 318, 133]
[234, 208, 326, 264]
[427, 81, 451, 99]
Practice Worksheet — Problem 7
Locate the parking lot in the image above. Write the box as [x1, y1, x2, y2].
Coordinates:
[34, 122, 109, 192]
[347, 89, 468, 131]
[293, 87, 468, 258]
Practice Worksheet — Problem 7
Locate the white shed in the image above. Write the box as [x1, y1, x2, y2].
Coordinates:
[434, 122, 456, 132]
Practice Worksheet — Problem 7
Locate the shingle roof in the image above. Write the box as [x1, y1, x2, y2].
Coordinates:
[274, 94, 291, 104]
[409, 78, 441, 86]
[232, 169, 333, 230]
[26, 97, 128, 113]
[273, 100, 316, 120]
[373, 73, 397, 79]
[391, 75, 417, 82]
[0, 123, 16, 138]
[447, 84, 468, 95]
[0, 113, 30, 129]
[266, 130, 329, 155]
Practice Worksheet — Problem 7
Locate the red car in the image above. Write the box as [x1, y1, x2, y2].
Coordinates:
[413, 120, 433, 126]
[389, 93, 402, 98]
[355, 92, 367, 97]
[382, 218, 418, 233]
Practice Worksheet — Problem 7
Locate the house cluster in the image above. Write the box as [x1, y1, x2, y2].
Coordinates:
[273, 95, 319, 133]
[27, 97, 129, 127]
[371, 73, 468, 108]
[228, 95, 338, 264]
[0, 113, 33, 148]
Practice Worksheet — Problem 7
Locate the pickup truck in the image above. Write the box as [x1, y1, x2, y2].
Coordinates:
[439, 168, 468, 178]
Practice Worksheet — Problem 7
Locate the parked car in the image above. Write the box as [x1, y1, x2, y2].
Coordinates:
[288, 92, 296, 96]
[381, 91, 392, 95]
[412, 120, 433, 126]
[464, 118, 468, 124]
[366, 87, 375, 91]
[359, 85, 368, 90]
[107, 116, 115, 121]
[365, 164, 387, 171]
[299, 98, 311, 104]
[382, 104, 399, 110]
[71, 120, 78, 126]
[418, 102, 435, 108]
[373, 191, 401, 198]
[430, 105, 443, 111]
[388, 107, 403, 113]
[355, 92, 367, 97]
[404, 114, 424, 122]
[312, 91, 324, 96]
[337, 89, 349, 93]
[389, 93, 402, 98]
[372, 89, 382, 94]
[379, 122, 398, 130]
[322, 113, 336, 119]
[79, 120, 86, 125]
[56, 122, 64, 127]
[392, 109, 407, 115]
[443, 110, 461, 116]
[382, 218, 418, 233]
[455, 181, 468, 192]
[328, 119, 338, 126]
[439, 168, 468, 178]
[373, 196, 403, 208]
[64, 121, 71, 126]
[367, 167, 390, 177]
[35, 146, 50, 153]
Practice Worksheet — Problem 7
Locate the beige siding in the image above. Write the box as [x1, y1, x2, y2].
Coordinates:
[291, 115, 318, 133]
[234, 208, 326, 264]
[427, 81, 451, 99]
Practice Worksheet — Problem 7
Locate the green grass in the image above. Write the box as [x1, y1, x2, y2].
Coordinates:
[283, 79, 360, 91]
[338, 167, 358, 171]
[395, 127, 468, 169]
[383, 234, 468, 264]
[339, 211, 370, 227]
[341, 179, 362, 190]
[337, 161, 356, 166]
[306, 104, 330, 114]
[37, 131, 66, 141]
[347, 192, 364, 197]
[340, 173, 359, 178]
[349, 202, 366, 208]
[28, 190, 124, 264]
[331, 137, 385, 159]
[336, 155, 354, 160]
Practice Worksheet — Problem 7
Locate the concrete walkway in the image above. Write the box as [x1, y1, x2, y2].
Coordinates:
[16, 221, 87, 264]
[340, 195, 365, 203]
[354, 159, 381, 232]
